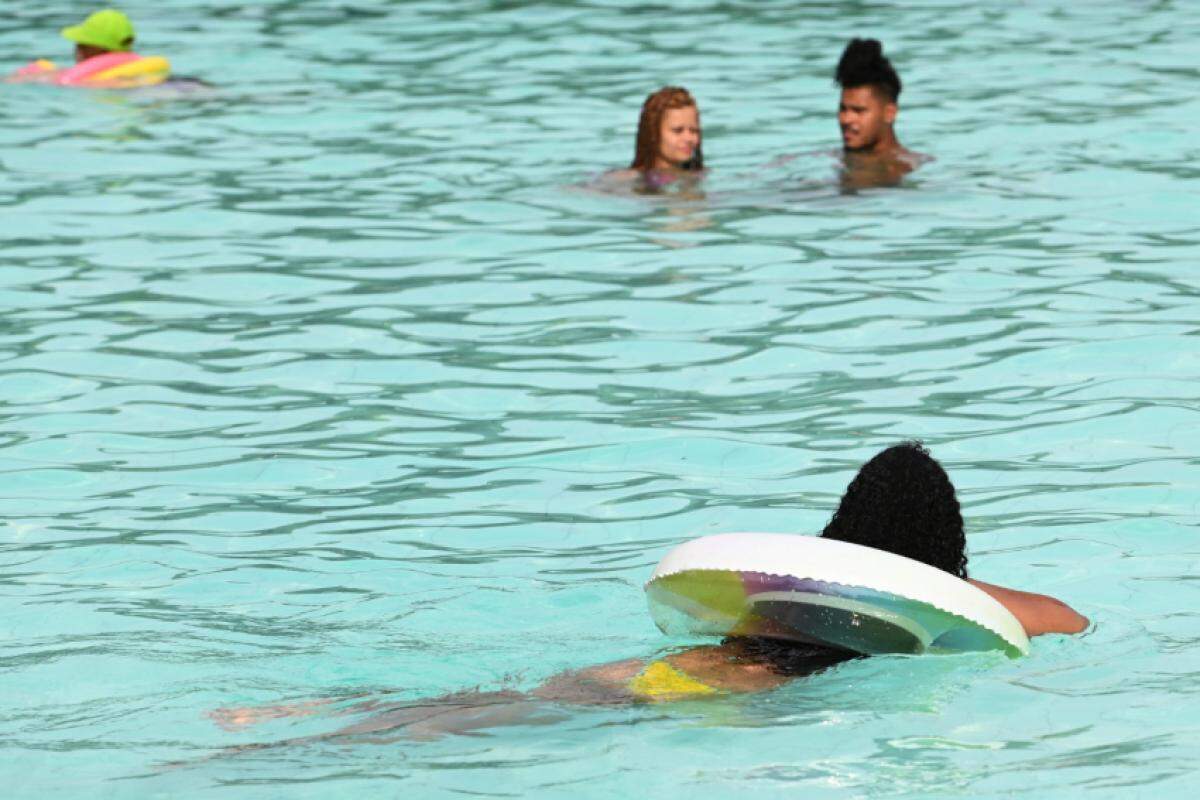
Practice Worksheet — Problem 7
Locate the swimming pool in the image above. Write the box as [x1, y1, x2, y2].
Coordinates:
[2, 0, 1197, 796]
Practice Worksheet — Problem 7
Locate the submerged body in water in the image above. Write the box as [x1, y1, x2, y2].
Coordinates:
[593, 166, 706, 197]
[209, 639, 850, 745]
[209, 444, 1087, 744]
[838, 147, 931, 191]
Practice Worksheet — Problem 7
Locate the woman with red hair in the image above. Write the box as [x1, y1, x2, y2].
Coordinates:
[631, 86, 703, 171]
[607, 86, 704, 189]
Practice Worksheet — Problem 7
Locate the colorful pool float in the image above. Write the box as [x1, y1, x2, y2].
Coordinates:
[8, 51, 170, 88]
[646, 533, 1030, 657]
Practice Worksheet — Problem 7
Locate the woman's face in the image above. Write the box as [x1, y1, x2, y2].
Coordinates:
[654, 106, 700, 169]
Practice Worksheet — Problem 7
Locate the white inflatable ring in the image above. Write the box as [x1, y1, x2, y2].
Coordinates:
[646, 533, 1029, 657]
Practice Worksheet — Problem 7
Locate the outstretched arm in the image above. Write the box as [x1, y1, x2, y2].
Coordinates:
[969, 579, 1089, 637]
[208, 699, 335, 731]
[207, 690, 399, 731]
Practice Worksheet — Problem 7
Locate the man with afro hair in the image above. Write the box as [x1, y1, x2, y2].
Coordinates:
[835, 38, 924, 188]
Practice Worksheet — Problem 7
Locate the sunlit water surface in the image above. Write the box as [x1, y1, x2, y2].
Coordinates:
[2, 1, 1198, 797]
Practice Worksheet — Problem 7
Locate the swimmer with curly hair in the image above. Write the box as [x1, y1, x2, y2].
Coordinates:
[835, 38, 928, 190]
[820, 442, 1087, 636]
[210, 443, 1086, 741]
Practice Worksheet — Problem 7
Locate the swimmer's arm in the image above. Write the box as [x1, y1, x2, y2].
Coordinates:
[207, 699, 335, 730]
[968, 579, 1089, 637]
[207, 690, 398, 730]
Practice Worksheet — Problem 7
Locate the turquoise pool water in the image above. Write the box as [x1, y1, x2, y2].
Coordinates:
[2, 1, 1198, 796]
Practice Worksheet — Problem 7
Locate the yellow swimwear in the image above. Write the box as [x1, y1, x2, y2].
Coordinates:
[627, 660, 719, 701]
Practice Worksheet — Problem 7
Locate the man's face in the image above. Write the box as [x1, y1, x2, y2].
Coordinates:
[838, 86, 896, 153]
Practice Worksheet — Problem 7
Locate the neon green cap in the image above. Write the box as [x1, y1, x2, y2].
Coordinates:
[61, 9, 136, 52]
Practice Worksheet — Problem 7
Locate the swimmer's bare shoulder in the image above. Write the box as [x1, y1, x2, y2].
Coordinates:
[897, 147, 932, 170]
[839, 147, 928, 190]
[969, 579, 1089, 637]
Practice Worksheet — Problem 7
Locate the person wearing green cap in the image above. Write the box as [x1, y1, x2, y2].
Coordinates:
[6, 8, 184, 89]
[61, 8, 138, 63]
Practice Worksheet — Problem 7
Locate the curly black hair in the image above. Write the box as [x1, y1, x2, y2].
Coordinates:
[835, 38, 902, 103]
[723, 442, 966, 675]
[821, 441, 968, 579]
[721, 635, 858, 677]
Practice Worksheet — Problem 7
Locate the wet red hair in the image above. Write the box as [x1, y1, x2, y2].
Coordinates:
[630, 86, 703, 171]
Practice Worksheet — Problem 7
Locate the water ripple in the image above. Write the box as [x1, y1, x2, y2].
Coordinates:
[2, 0, 1199, 795]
